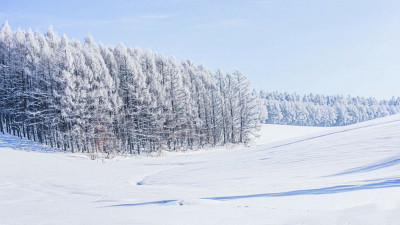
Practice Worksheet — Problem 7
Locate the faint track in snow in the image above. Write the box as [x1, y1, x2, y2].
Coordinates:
[97, 164, 182, 203]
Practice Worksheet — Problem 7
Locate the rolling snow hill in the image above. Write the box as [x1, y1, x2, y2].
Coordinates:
[1, 115, 400, 224]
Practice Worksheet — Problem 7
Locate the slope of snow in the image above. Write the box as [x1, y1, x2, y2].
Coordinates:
[255, 123, 334, 146]
[1, 115, 400, 224]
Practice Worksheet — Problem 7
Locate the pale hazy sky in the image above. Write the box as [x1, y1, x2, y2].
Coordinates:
[2, 0, 400, 99]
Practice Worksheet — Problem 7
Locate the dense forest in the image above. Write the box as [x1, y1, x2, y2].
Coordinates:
[1, 22, 398, 155]
[0, 22, 263, 155]
[260, 91, 400, 126]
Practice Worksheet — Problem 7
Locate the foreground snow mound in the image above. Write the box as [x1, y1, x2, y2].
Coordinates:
[1, 115, 400, 225]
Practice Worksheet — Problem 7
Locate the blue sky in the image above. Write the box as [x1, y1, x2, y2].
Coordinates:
[2, 0, 400, 99]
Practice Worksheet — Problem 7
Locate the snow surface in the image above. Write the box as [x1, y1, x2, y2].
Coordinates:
[254, 124, 334, 146]
[1, 116, 400, 225]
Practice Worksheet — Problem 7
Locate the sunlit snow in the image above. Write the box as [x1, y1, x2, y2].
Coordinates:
[1, 115, 400, 224]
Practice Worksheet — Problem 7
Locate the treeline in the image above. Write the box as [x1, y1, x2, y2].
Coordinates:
[260, 91, 400, 126]
[0, 22, 262, 154]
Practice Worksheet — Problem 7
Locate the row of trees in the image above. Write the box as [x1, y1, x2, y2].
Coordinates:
[0, 22, 263, 154]
[260, 91, 400, 126]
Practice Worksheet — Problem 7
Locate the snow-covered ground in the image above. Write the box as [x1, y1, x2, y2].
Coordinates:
[254, 123, 334, 146]
[1, 116, 400, 225]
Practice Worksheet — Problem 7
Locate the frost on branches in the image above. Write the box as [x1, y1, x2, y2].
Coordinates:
[0, 22, 263, 154]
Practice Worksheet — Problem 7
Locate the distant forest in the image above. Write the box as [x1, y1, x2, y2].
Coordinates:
[260, 91, 400, 126]
[0, 22, 263, 155]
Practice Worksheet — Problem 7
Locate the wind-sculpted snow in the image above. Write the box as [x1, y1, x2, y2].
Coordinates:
[1, 115, 400, 224]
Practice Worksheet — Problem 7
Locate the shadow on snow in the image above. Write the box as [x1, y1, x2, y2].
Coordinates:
[329, 155, 400, 177]
[104, 179, 400, 207]
[105, 200, 176, 207]
[203, 178, 400, 201]
[0, 132, 60, 152]
[261, 119, 400, 152]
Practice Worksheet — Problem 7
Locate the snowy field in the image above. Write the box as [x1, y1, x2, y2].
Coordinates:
[1, 116, 400, 225]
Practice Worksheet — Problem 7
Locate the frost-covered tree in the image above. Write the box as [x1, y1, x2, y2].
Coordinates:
[234, 70, 261, 143]
[0, 23, 263, 154]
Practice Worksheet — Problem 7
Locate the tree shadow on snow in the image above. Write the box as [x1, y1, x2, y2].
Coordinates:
[328, 155, 400, 177]
[202, 178, 400, 201]
[0, 133, 60, 152]
[105, 200, 177, 207]
[103, 179, 400, 207]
